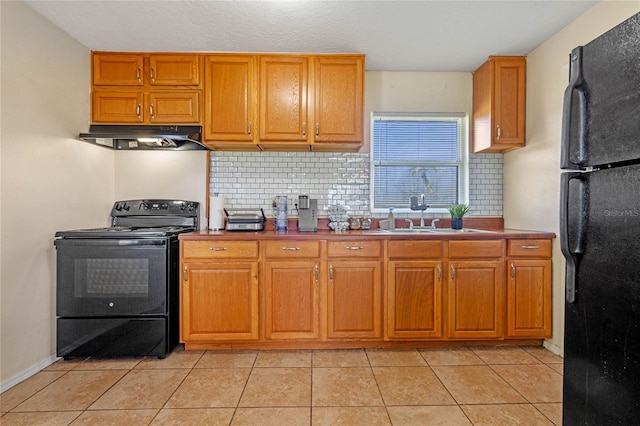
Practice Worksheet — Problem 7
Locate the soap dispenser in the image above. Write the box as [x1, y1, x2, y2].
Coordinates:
[388, 207, 395, 230]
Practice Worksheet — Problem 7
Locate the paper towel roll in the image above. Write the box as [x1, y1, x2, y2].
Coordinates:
[209, 196, 225, 230]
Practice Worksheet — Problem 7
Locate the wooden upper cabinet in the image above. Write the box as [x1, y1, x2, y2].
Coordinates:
[313, 55, 364, 150]
[259, 56, 309, 142]
[93, 53, 200, 86]
[204, 55, 258, 146]
[472, 56, 526, 153]
[92, 90, 200, 124]
[92, 90, 144, 123]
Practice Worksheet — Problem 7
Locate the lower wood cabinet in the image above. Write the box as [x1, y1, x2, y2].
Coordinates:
[386, 261, 443, 339]
[181, 261, 259, 342]
[328, 260, 382, 339]
[447, 260, 503, 339]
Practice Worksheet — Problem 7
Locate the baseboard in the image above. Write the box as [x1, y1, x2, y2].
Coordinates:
[543, 340, 562, 357]
[0, 355, 59, 393]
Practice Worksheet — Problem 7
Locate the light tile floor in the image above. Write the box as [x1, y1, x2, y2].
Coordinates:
[0, 345, 563, 425]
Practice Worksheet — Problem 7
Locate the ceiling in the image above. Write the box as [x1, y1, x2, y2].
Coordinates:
[24, 0, 597, 72]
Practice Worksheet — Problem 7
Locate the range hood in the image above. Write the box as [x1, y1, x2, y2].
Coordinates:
[79, 125, 211, 151]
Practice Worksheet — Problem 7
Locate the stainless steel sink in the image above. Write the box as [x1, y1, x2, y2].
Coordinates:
[381, 228, 495, 234]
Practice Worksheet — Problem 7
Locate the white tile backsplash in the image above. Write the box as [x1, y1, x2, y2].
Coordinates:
[210, 151, 502, 217]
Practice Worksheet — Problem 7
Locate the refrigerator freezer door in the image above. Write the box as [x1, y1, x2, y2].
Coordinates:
[561, 13, 640, 169]
[562, 164, 640, 424]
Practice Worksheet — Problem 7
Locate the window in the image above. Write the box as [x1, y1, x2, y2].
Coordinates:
[370, 113, 468, 213]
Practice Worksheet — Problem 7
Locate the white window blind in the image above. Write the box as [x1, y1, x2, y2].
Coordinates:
[371, 113, 468, 212]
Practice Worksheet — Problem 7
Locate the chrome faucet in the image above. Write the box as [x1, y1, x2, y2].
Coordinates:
[430, 218, 440, 229]
[410, 194, 429, 227]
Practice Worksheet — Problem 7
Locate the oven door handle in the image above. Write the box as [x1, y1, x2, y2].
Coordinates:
[54, 238, 167, 247]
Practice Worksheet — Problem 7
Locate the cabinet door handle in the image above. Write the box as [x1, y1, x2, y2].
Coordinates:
[330, 264, 334, 281]
[282, 247, 300, 251]
[302, 123, 306, 137]
[511, 262, 516, 279]
[521, 245, 540, 250]
[150, 67, 155, 82]
[315, 123, 319, 137]
[247, 122, 252, 135]
[149, 104, 154, 119]
[437, 264, 442, 282]
[136, 66, 141, 82]
[183, 266, 187, 282]
[450, 264, 456, 281]
[497, 125, 502, 140]
[209, 247, 228, 251]
[315, 264, 319, 282]
[345, 246, 364, 250]
[136, 104, 141, 118]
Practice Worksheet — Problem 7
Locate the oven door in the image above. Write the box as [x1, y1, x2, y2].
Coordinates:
[55, 238, 169, 317]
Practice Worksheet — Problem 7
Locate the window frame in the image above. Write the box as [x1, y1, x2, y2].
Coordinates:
[369, 112, 469, 215]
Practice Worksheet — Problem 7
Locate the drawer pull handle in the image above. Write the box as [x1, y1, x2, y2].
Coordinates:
[437, 264, 442, 282]
[450, 264, 456, 281]
[521, 245, 540, 249]
[345, 246, 364, 250]
[330, 264, 334, 281]
[315, 264, 319, 282]
[511, 262, 516, 279]
[150, 67, 155, 82]
[209, 247, 228, 251]
[282, 247, 300, 251]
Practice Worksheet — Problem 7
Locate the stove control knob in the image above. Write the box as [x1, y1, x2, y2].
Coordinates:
[114, 203, 122, 211]
[179, 203, 186, 211]
[188, 203, 195, 211]
[122, 203, 130, 211]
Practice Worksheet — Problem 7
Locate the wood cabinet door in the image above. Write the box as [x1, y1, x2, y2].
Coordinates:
[264, 260, 321, 340]
[93, 53, 143, 86]
[259, 56, 309, 142]
[148, 91, 201, 124]
[328, 261, 382, 339]
[149, 54, 200, 86]
[493, 57, 526, 147]
[181, 262, 259, 342]
[447, 260, 503, 339]
[313, 56, 364, 145]
[507, 259, 551, 338]
[387, 261, 443, 340]
[204, 55, 257, 142]
[92, 90, 144, 123]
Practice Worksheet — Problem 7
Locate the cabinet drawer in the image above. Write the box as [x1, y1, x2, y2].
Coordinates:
[507, 239, 551, 257]
[448, 240, 502, 258]
[182, 241, 258, 259]
[387, 241, 443, 259]
[264, 240, 321, 258]
[327, 240, 382, 258]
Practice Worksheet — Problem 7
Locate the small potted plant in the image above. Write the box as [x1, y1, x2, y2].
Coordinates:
[448, 204, 470, 230]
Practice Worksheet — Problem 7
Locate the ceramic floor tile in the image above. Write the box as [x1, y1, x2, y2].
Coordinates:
[373, 366, 456, 406]
[386, 405, 473, 426]
[470, 346, 540, 365]
[13, 370, 127, 412]
[89, 369, 188, 410]
[0, 411, 82, 425]
[524, 347, 564, 364]
[195, 350, 257, 368]
[548, 363, 564, 375]
[462, 403, 555, 425]
[254, 350, 312, 367]
[312, 367, 383, 407]
[419, 347, 485, 366]
[492, 364, 563, 403]
[312, 349, 370, 367]
[239, 368, 310, 407]
[73, 358, 142, 370]
[312, 406, 391, 425]
[534, 402, 563, 425]
[43, 358, 85, 371]
[71, 409, 158, 425]
[232, 407, 310, 425]
[0, 371, 67, 413]
[164, 368, 250, 408]
[136, 349, 204, 369]
[151, 408, 235, 425]
[432, 365, 527, 405]
[366, 349, 427, 366]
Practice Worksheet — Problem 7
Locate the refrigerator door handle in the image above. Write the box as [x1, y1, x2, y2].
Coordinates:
[561, 46, 586, 170]
[560, 172, 587, 304]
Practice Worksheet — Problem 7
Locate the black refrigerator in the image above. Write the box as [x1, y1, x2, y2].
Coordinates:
[560, 12, 640, 425]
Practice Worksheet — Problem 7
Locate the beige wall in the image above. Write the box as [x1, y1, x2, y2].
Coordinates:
[364, 72, 472, 152]
[0, 1, 113, 385]
[504, 2, 639, 353]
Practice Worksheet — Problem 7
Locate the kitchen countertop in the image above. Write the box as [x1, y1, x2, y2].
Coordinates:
[180, 228, 556, 241]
